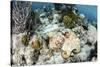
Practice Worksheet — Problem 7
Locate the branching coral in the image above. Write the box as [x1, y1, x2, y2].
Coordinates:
[12, 1, 32, 33]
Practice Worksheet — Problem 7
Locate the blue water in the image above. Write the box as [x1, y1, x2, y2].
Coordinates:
[76, 5, 97, 21]
[32, 2, 97, 21]
[32, 2, 54, 9]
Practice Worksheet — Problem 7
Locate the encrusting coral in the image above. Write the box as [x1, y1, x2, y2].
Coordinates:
[21, 34, 29, 46]
[29, 35, 41, 49]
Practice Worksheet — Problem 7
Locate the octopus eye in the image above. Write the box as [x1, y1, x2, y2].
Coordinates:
[62, 32, 70, 38]
[65, 32, 70, 38]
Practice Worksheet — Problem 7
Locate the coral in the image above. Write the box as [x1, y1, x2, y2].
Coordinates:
[86, 24, 97, 45]
[63, 8, 81, 28]
[12, 39, 26, 66]
[79, 13, 85, 19]
[36, 49, 50, 64]
[63, 15, 72, 28]
[52, 13, 62, 23]
[25, 45, 40, 65]
[39, 36, 49, 49]
[43, 24, 59, 33]
[29, 35, 41, 49]
[39, 13, 50, 24]
[21, 34, 29, 46]
[46, 51, 64, 64]
[46, 32, 57, 38]
[12, 33, 28, 50]
[46, 49, 54, 58]
[12, 52, 25, 65]
[48, 16, 53, 20]
[72, 26, 87, 47]
[12, 1, 32, 34]
[91, 57, 97, 62]
[73, 45, 95, 62]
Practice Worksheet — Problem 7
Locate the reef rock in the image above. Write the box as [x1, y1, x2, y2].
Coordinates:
[39, 13, 50, 24]
[12, 33, 29, 65]
[12, 47, 26, 65]
[46, 51, 64, 64]
[73, 45, 95, 62]
[36, 49, 50, 65]
[79, 13, 85, 19]
[86, 24, 97, 45]
[52, 13, 62, 23]
[12, 52, 25, 65]
[25, 45, 40, 65]
[12, 32, 27, 50]
[43, 24, 59, 33]
[72, 26, 87, 47]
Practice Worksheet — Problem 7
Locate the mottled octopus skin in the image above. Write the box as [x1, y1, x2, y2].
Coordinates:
[61, 31, 80, 59]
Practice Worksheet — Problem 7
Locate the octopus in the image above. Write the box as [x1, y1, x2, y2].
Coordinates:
[61, 31, 81, 59]
[47, 32, 65, 51]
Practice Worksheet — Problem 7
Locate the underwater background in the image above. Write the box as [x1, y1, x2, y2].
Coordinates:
[32, 2, 97, 22]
